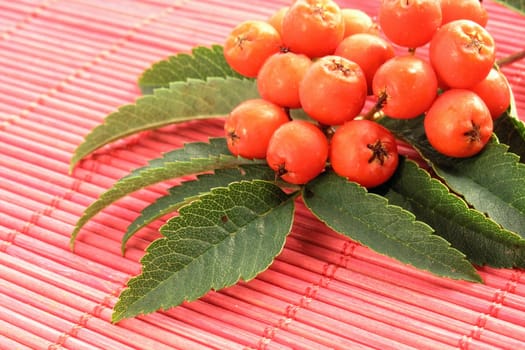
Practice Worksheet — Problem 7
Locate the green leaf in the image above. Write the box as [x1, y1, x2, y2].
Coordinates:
[491, 0, 525, 15]
[381, 116, 525, 239]
[121, 164, 276, 253]
[303, 171, 481, 282]
[138, 45, 245, 94]
[493, 83, 525, 161]
[289, 108, 315, 122]
[376, 158, 525, 268]
[70, 138, 265, 249]
[112, 180, 296, 322]
[494, 113, 525, 160]
[70, 77, 258, 172]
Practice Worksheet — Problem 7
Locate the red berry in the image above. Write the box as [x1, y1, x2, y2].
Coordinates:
[225, 99, 289, 159]
[330, 119, 399, 188]
[335, 33, 395, 95]
[341, 8, 378, 38]
[268, 6, 289, 36]
[372, 55, 438, 119]
[223, 20, 282, 78]
[281, 0, 345, 58]
[379, 0, 442, 48]
[440, 0, 488, 27]
[470, 68, 511, 120]
[299, 55, 367, 125]
[429, 19, 495, 89]
[424, 89, 493, 158]
[257, 51, 312, 108]
[266, 120, 329, 184]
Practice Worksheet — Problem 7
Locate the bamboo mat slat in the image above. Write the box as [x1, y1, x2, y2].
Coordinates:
[1, 0, 525, 349]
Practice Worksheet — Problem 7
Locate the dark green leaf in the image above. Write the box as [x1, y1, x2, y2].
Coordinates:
[121, 164, 276, 253]
[376, 158, 525, 267]
[381, 116, 525, 239]
[493, 86, 525, 161]
[70, 138, 265, 249]
[289, 108, 315, 121]
[494, 114, 525, 160]
[491, 0, 525, 15]
[138, 45, 245, 94]
[303, 171, 481, 282]
[112, 180, 296, 322]
[70, 78, 258, 171]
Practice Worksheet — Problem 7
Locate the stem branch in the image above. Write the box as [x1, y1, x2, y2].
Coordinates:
[363, 92, 387, 121]
[497, 49, 525, 67]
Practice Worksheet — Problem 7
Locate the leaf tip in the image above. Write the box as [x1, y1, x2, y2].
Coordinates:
[69, 221, 85, 252]
[69, 235, 77, 252]
[68, 161, 77, 176]
[111, 310, 124, 324]
[120, 241, 127, 256]
[465, 274, 484, 284]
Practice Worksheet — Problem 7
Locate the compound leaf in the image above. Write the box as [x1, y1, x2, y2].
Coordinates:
[381, 116, 525, 239]
[138, 45, 245, 94]
[377, 158, 525, 267]
[303, 171, 481, 282]
[122, 164, 276, 253]
[70, 138, 265, 249]
[112, 180, 296, 322]
[70, 77, 258, 172]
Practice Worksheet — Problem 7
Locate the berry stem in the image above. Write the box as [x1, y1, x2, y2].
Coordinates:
[497, 49, 525, 67]
[363, 91, 387, 121]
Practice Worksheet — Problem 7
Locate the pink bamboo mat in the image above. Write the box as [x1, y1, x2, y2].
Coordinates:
[1, 0, 525, 349]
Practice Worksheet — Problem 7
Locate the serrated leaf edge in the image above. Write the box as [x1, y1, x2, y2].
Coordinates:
[70, 141, 265, 250]
[70, 77, 256, 172]
[112, 180, 298, 322]
[304, 173, 482, 282]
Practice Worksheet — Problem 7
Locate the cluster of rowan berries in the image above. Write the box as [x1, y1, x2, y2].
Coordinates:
[222, 0, 511, 188]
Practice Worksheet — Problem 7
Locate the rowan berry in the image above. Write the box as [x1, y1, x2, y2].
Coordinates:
[470, 68, 511, 120]
[335, 33, 395, 95]
[225, 99, 289, 159]
[299, 55, 367, 125]
[379, 0, 442, 48]
[257, 51, 312, 108]
[330, 119, 399, 188]
[440, 0, 488, 27]
[223, 20, 282, 78]
[372, 55, 438, 119]
[424, 89, 493, 158]
[429, 19, 495, 88]
[266, 120, 329, 184]
[281, 0, 345, 58]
